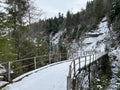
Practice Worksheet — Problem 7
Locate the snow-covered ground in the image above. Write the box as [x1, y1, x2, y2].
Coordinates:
[2, 60, 71, 90]
[0, 81, 8, 87]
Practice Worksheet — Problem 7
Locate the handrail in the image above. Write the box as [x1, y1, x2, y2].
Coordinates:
[0, 53, 68, 82]
[67, 51, 108, 90]
[68, 51, 97, 78]
[68, 51, 107, 78]
[0, 53, 68, 64]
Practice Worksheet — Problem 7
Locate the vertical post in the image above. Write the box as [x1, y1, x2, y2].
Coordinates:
[89, 55, 91, 88]
[93, 54, 94, 61]
[60, 52, 61, 61]
[85, 56, 87, 69]
[77, 51, 78, 58]
[7, 61, 11, 82]
[73, 60, 76, 77]
[72, 52, 74, 59]
[72, 78, 76, 90]
[69, 65, 72, 77]
[95, 51, 96, 60]
[34, 57, 37, 69]
[79, 57, 81, 72]
[73, 60, 76, 90]
[67, 65, 72, 90]
[67, 76, 71, 90]
[49, 52, 51, 64]
[90, 55, 91, 66]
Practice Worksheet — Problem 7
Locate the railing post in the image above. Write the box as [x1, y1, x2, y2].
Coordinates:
[7, 61, 11, 82]
[67, 76, 71, 90]
[85, 56, 87, 69]
[89, 55, 91, 89]
[69, 65, 72, 77]
[60, 53, 61, 61]
[67, 65, 72, 90]
[49, 53, 51, 64]
[34, 57, 37, 69]
[93, 54, 94, 61]
[79, 57, 81, 72]
[73, 60, 76, 77]
[72, 78, 76, 90]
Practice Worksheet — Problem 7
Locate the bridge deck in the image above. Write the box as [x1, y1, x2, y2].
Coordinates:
[3, 52, 107, 90]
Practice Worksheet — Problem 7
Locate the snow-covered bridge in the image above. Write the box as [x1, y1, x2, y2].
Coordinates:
[1, 51, 108, 90]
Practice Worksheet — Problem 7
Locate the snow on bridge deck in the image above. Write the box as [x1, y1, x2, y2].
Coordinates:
[3, 52, 107, 90]
[3, 60, 71, 90]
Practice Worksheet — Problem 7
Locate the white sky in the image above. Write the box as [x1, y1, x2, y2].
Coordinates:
[32, 0, 92, 19]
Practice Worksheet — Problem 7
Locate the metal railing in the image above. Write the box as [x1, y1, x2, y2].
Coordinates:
[68, 51, 96, 78]
[67, 51, 107, 90]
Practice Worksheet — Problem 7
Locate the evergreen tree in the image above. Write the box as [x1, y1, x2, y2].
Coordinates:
[7, 0, 30, 59]
[0, 1, 10, 31]
[110, 0, 120, 22]
[58, 12, 64, 25]
[66, 11, 72, 31]
[94, 0, 104, 21]
[0, 1, 15, 62]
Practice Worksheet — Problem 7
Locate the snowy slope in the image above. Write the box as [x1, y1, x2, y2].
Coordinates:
[68, 17, 110, 59]
[51, 30, 64, 45]
[82, 17, 109, 52]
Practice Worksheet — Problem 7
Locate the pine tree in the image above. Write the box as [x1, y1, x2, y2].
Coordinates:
[7, 0, 30, 59]
[66, 11, 72, 31]
[0, 1, 10, 31]
[110, 0, 120, 22]
[94, 0, 104, 21]
[0, 1, 15, 62]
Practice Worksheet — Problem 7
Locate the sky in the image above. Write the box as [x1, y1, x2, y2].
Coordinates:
[32, 0, 92, 19]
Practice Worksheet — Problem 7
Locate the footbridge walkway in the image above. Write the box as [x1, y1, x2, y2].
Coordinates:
[0, 51, 108, 90]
